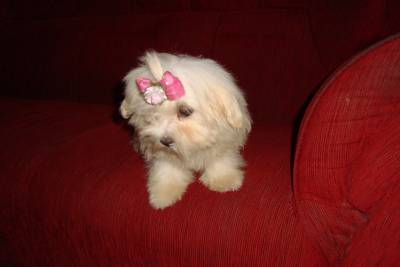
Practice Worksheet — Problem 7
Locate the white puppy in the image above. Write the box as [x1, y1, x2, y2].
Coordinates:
[120, 51, 251, 209]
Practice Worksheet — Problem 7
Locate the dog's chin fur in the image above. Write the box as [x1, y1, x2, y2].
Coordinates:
[121, 51, 252, 209]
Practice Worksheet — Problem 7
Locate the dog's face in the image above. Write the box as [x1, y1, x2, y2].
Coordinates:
[126, 96, 216, 159]
[121, 53, 251, 162]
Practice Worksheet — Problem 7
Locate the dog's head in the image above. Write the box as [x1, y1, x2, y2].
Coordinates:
[121, 51, 251, 160]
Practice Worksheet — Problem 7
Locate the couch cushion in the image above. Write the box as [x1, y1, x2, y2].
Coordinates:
[0, 98, 320, 266]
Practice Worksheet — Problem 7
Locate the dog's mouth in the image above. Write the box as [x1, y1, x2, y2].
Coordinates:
[157, 143, 177, 152]
[168, 143, 177, 150]
[140, 133, 207, 160]
[153, 140, 180, 156]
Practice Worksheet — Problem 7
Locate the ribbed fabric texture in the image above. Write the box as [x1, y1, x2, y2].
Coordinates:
[1, 1, 400, 266]
[2, 35, 399, 266]
[294, 36, 400, 266]
[0, 99, 320, 266]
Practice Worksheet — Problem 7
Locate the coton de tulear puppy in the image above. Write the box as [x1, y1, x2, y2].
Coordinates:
[120, 51, 251, 209]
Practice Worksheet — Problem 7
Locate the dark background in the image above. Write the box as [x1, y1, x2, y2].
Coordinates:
[1, 0, 400, 124]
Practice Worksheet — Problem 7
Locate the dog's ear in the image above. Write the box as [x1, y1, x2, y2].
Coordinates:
[205, 78, 249, 130]
[120, 76, 135, 120]
[200, 59, 251, 131]
[120, 67, 144, 120]
[120, 99, 133, 119]
[214, 86, 243, 128]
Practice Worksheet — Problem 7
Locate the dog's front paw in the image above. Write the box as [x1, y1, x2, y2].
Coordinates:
[148, 181, 187, 209]
[200, 169, 243, 192]
[147, 161, 193, 209]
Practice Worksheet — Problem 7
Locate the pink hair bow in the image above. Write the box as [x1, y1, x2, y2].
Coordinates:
[135, 71, 185, 105]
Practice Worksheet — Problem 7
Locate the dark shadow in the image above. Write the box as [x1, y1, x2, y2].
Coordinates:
[111, 80, 136, 141]
[111, 80, 125, 124]
[0, 262, 27, 267]
[289, 77, 327, 180]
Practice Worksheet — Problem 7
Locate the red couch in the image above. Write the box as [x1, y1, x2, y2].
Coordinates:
[1, 1, 400, 266]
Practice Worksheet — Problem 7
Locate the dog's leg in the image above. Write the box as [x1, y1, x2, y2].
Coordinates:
[147, 159, 193, 209]
[200, 152, 244, 192]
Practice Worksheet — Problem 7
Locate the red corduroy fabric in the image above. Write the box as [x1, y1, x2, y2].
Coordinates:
[1, 1, 400, 266]
[0, 98, 320, 266]
[2, 35, 400, 266]
[294, 35, 400, 266]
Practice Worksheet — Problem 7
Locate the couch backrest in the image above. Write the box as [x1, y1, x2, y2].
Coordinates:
[1, 1, 399, 123]
[294, 34, 400, 265]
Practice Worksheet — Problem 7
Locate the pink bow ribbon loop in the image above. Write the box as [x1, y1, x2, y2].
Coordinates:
[136, 77, 152, 93]
[135, 71, 185, 105]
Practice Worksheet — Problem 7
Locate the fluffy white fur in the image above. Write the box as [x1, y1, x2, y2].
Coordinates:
[120, 51, 251, 209]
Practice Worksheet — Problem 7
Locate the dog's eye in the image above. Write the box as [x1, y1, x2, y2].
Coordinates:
[178, 106, 194, 118]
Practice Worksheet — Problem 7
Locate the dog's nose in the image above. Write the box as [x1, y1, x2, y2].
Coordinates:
[160, 136, 174, 147]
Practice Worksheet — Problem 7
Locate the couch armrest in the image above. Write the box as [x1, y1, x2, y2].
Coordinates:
[294, 34, 400, 265]
[341, 116, 400, 266]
